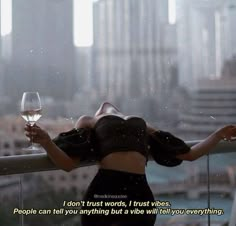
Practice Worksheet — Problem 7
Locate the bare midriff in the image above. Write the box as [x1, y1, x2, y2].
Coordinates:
[100, 151, 146, 174]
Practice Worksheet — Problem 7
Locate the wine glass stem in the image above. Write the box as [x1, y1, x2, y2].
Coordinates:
[28, 122, 35, 147]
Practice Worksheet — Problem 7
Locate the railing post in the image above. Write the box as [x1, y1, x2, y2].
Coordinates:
[229, 190, 236, 226]
[19, 175, 24, 226]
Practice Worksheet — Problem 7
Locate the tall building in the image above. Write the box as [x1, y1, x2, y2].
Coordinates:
[223, 0, 236, 59]
[176, 0, 236, 89]
[2, 0, 77, 105]
[92, 0, 178, 104]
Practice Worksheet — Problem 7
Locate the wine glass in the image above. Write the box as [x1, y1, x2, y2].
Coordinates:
[20, 92, 42, 151]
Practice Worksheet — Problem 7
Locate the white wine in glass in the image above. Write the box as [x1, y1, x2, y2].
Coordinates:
[20, 92, 42, 151]
[21, 109, 42, 125]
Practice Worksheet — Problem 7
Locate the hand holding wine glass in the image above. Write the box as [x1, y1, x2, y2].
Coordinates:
[20, 92, 42, 151]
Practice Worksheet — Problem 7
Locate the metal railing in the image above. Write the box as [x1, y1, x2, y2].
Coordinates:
[0, 140, 236, 176]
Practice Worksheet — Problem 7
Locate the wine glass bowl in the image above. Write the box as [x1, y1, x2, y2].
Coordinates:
[21, 109, 42, 126]
[20, 92, 42, 151]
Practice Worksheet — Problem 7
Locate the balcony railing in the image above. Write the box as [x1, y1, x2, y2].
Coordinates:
[0, 140, 236, 226]
[1, 140, 236, 176]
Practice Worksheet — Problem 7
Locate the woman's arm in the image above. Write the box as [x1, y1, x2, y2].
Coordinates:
[25, 124, 78, 172]
[176, 125, 236, 161]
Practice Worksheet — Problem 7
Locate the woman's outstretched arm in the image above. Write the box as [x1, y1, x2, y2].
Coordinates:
[25, 124, 78, 172]
[176, 125, 236, 161]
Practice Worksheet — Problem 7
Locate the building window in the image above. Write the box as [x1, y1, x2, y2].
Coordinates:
[3, 142, 10, 149]
[49, 175, 55, 181]
[60, 175, 66, 181]
[82, 173, 88, 180]
[71, 174, 77, 180]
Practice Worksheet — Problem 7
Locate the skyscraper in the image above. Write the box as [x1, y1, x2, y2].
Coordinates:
[176, 0, 236, 89]
[2, 0, 77, 104]
[92, 0, 177, 104]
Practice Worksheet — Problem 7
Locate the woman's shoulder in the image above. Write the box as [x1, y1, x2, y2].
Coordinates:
[75, 115, 94, 129]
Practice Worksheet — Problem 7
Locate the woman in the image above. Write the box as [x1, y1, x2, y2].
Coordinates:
[25, 102, 236, 226]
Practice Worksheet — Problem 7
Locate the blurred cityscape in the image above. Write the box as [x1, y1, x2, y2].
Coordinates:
[0, 0, 235, 123]
[0, 0, 236, 225]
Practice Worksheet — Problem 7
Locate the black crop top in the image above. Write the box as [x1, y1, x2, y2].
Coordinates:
[94, 115, 147, 159]
[52, 117, 191, 167]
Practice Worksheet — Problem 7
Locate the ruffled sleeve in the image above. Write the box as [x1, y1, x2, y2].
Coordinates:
[148, 130, 190, 167]
[52, 128, 98, 162]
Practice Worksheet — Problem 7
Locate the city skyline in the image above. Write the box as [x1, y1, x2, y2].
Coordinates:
[0, 0, 235, 112]
[0, 1, 236, 225]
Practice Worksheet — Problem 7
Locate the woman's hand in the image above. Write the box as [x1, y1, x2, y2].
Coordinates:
[25, 124, 51, 147]
[215, 125, 236, 142]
